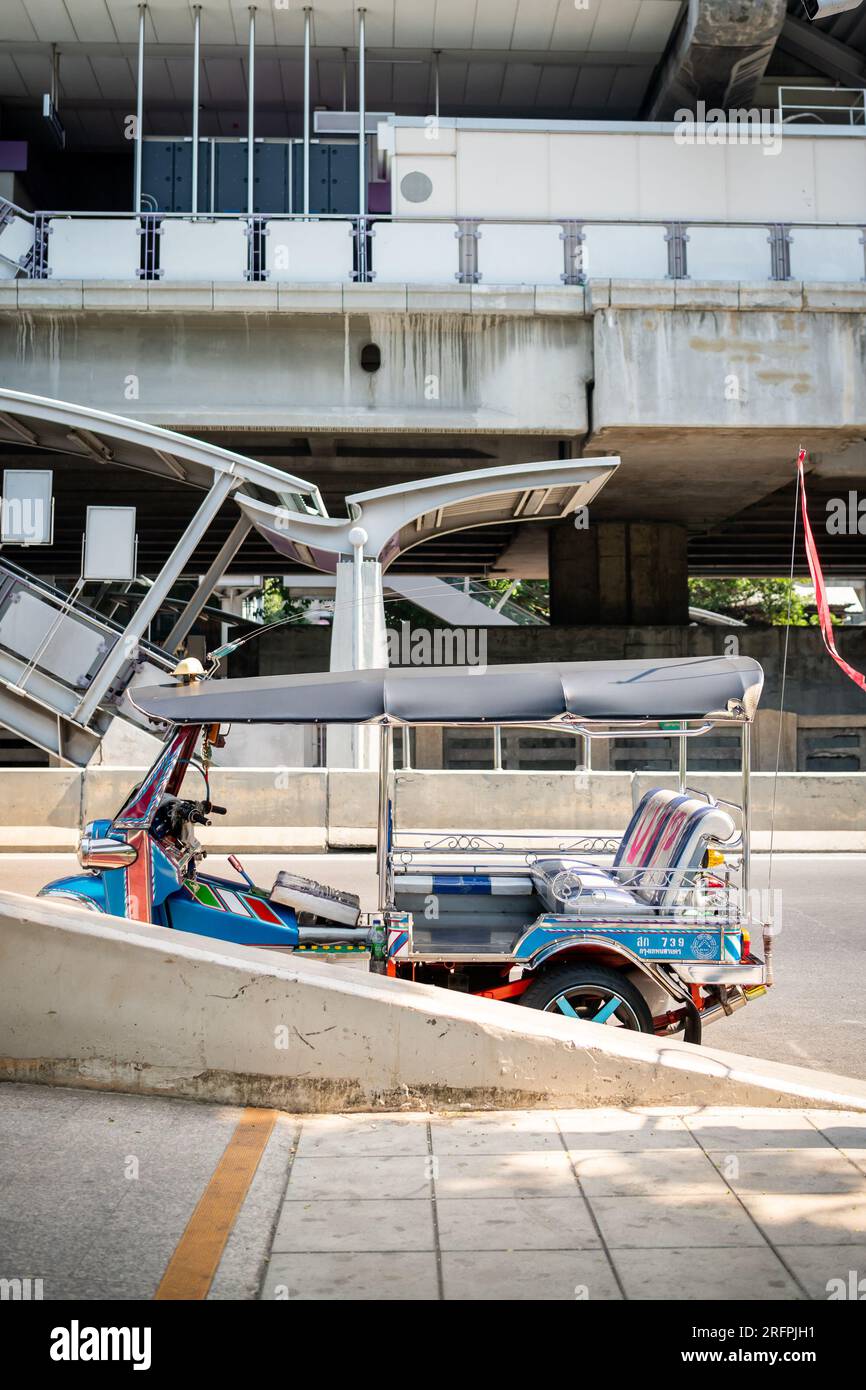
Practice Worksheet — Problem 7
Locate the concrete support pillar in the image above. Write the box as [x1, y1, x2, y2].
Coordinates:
[413, 725, 444, 770]
[549, 521, 689, 625]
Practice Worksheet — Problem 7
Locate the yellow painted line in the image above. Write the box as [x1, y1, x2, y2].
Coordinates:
[154, 1107, 278, 1301]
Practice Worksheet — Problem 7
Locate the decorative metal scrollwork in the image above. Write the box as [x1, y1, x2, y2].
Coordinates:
[419, 833, 506, 852]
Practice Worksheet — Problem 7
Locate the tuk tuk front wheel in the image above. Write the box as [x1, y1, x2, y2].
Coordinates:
[520, 963, 654, 1034]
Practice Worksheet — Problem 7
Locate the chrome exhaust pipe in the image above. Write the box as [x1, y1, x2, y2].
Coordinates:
[697, 984, 767, 1029]
[295, 925, 370, 943]
[657, 984, 767, 1035]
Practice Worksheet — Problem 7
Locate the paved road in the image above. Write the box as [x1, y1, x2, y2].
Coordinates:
[2, 851, 864, 1080]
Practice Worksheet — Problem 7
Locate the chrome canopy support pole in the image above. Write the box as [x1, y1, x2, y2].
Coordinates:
[133, 4, 146, 213]
[377, 724, 392, 910]
[74, 473, 237, 727]
[349, 525, 367, 769]
[246, 6, 256, 218]
[741, 721, 752, 900]
[402, 725, 411, 770]
[162, 513, 252, 654]
[303, 7, 312, 217]
[678, 721, 687, 792]
[357, 8, 367, 218]
[493, 724, 503, 771]
[191, 5, 201, 216]
[433, 49, 440, 119]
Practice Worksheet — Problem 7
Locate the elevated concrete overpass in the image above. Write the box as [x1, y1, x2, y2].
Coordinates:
[1, 273, 864, 603]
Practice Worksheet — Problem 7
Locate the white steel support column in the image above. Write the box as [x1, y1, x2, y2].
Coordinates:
[303, 7, 312, 217]
[75, 473, 238, 728]
[247, 6, 256, 218]
[350, 525, 366, 674]
[191, 6, 201, 216]
[328, 555, 387, 770]
[162, 513, 252, 654]
[357, 8, 366, 218]
[133, 4, 146, 213]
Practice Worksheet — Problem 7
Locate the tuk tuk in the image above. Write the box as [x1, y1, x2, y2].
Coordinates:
[39, 656, 769, 1044]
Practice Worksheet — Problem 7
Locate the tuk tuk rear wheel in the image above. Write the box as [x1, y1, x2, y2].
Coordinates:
[520, 963, 654, 1033]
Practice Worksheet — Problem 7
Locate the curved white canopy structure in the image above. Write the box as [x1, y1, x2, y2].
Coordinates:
[238, 457, 620, 573]
[0, 387, 326, 514]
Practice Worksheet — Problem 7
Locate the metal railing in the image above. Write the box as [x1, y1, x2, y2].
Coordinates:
[3, 198, 866, 287]
[778, 86, 866, 127]
[0, 558, 174, 700]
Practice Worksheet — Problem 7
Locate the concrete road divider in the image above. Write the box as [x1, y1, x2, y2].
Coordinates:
[1, 891, 865, 1113]
[2, 768, 866, 851]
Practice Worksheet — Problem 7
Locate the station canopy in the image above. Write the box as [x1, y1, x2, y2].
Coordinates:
[0, 388, 326, 513]
[132, 656, 764, 728]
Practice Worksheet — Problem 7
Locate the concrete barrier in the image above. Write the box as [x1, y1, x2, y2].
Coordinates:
[394, 769, 632, 831]
[0, 768, 864, 850]
[1, 891, 865, 1114]
[0, 769, 83, 828]
[327, 769, 378, 848]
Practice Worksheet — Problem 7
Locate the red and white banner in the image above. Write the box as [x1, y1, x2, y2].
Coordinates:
[797, 448, 866, 694]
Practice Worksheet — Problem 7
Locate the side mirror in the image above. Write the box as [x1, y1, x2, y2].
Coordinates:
[78, 834, 138, 871]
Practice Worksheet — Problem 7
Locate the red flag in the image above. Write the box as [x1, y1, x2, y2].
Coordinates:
[797, 448, 866, 694]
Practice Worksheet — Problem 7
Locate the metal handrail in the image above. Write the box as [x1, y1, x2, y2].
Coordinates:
[778, 86, 866, 128]
[392, 830, 622, 859]
[6, 194, 865, 286]
[0, 559, 173, 665]
[4, 201, 865, 232]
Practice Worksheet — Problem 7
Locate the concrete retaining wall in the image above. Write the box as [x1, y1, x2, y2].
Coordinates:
[1, 891, 864, 1113]
[0, 767, 862, 848]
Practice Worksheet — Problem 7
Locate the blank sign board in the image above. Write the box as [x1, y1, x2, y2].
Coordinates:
[1, 470, 54, 545]
[83, 506, 137, 581]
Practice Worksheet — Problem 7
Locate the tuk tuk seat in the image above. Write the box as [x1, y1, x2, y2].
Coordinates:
[530, 787, 736, 916]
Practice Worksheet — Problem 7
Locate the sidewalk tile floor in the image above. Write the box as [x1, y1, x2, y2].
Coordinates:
[262, 1107, 866, 1301]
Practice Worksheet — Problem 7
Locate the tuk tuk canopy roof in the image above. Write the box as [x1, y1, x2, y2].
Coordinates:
[131, 657, 763, 727]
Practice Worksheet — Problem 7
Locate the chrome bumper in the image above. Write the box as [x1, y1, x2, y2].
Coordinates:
[671, 958, 766, 987]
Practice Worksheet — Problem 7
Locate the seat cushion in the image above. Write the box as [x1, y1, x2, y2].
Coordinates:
[271, 871, 361, 926]
[531, 862, 653, 918]
[628, 801, 736, 907]
[614, 788, 687, 870]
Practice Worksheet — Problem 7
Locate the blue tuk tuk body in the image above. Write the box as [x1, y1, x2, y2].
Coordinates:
[39, 658, 770, 1042]
[40, 730, 303, 949]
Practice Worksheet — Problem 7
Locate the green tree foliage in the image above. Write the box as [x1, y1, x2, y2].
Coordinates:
[688, 577, 822, 626]
[484, 578, 551, 621]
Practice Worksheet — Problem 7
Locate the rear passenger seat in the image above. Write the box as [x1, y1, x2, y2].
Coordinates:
[531, 787, 736, 917]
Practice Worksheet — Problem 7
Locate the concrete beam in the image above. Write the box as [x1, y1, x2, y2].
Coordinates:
[0, 310, 591, 434]
[646, 0, 788, 119]
[589, 305, 866, 525]
[2, 892, 865, 1112]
